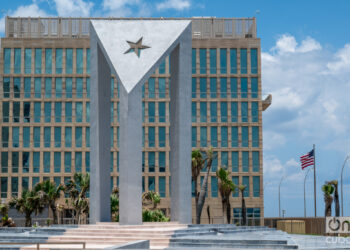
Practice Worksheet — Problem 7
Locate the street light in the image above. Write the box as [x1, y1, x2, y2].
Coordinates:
[341, 155, 350, 216]
[279, 176, 286, 218]
[304, 168, 311, 217]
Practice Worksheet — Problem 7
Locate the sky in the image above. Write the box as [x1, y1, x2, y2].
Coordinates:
[1, 0, 350, 218]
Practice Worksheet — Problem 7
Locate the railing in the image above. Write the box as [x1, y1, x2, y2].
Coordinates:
[0, 242, 86, 250]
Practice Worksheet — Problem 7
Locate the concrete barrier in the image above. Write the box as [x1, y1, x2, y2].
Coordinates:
[105, 240, 150, 249]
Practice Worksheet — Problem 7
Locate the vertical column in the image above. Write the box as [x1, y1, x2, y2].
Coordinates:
[90, 35, 111, 223]
[170, 24, 192, 224]
[119, 85, 142, 225]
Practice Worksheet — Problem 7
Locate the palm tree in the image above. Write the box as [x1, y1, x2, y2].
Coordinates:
[111, 188, 119, 222]
[197, 147, 217, 224]
[216, 167, 236, 224]
[65, 173, 90, 224]
[238, 185, 247, 225]
[322, 183, 334, 217]
[142, 191, 161, 210]
[35, 180, 64, 225]
[328, 180, 340, 217]
[9, 189, 45, 227]
[192, 149, 205, 222]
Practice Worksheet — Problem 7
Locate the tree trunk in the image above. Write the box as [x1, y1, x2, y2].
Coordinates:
[325, 196, 333, 217]
[196, 163, 212, 224]
[222, 198, 228, 224]
[25, 212, 32, 227]
[227, 201, 231, 224]
[334, 185, 340, 217]
[194, 178, 199, 224]
[50, 203, 58, 225]
[241, 190, 247, 226]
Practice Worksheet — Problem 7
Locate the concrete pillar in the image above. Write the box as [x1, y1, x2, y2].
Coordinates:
[119, 84, 143, 225]
[90, 40, 111, 224]
[170, 25, 192, 224]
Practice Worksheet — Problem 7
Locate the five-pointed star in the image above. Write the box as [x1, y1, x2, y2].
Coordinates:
[124, 37, 150, 57]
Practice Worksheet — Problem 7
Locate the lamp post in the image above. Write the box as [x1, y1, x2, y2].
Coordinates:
[341, 155, 350, 217]
[279, 176, 286, 218]
[304, 168, 311, 217]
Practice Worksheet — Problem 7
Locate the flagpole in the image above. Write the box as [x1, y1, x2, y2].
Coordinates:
[313, 144, 317, 217]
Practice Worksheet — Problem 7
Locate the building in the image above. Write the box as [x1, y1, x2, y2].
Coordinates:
[0, 17, 270, 225]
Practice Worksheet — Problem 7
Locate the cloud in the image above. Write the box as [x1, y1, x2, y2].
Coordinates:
[156, 0, 191, 11]
[0, 3, 49, 33]
[272, 34, 321, 54]
[102, 0, 151, 17]
[51, 0, 94, 17]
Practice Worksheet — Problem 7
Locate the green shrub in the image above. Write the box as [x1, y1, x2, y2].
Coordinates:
[142, 209, 170, 222]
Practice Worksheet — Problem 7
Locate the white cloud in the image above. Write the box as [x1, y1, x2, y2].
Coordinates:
[272, 34, 321, 54]
[52, 0, 94, 17]
[156, 0, 191, 11]
[102, 0, 151, 17]
[0, 3, 49, 33]
[326, 44, 350, 73]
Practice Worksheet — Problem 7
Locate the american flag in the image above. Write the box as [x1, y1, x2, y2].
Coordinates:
[300, 149, 315, 170]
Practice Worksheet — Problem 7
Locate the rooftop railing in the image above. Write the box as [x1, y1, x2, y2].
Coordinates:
[5, 17, 257, 39]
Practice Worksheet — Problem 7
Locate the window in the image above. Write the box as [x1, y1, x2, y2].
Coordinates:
[43, 152, 50, 173]
[200, 127, 207, 147]
[34, 78, 41, 98]
[200, 102, 207, 122]
[148, 152, 155, 172]
[199, 78, 207, 98]
[75, 152, 82, 172]
[44, 102, 51, 122]
[66, 78, 72, 98]
[65, 127, 72, 147]
[252, 126, 259, 147]
[211, 176, 218, 197]
[159, 127, 166, 147]
[11, 177, 18, 197]
[159, 177, 166, 198]
[242, 151, 249, 172]
[110, 152, 114, 172]
[251, 78, 258, 98]
[21, 152, 30, 173]
[65, 102, 72, 122]
[64, 152, 71, 173]
[231, 102, 238, 122]
[210, 48, 217, 74]
[192, 49, 196, 74]
[192, 78, 196, 98]
[159, 152, 166, 172]
[231, 126, 238, 147]
[209, 78, 217, 98]
[253, 176, 260, 197]
[75, 127, 82, 147]
[14, 78, 21, 98]
[10, 152, 18, 174]
[230, 49, 237, 74]
[210, 126, 217, 147]
[199, 49, 206, 74]
[110, 78, 114, 98]
[240, 49, 247, 74]
[66, 49, 73, 74]
[76, 102, 83, 122]
[1, 152, 8, 173]
[23, 127, 30, 148]
[55, 48, 63, 74]
[241, 78, 248, 98]
[220, 48, 227, 74]
[34, 102, 41, 123]
[55, 102, 62, 122]
[148, 102, 155, 122]
[33, 127, 40, 148]
[210, 102, 217, 122]
[33, 152, 40, 173]
[86, 49, 90, 74]
[55, 78, 62, 97]
[86, 102, 90, 122]
[76, 78, 83, 98]
[14, 48, 21, 74]
[159, 59, 166, 74]
[54, 127, 61, 147]
[54, 152, 61, 173]
[45, 48, 52, 74]
[243, 176, 250, 197]
[86, 127, 90, 147]
[251, 48, 258, 74]
[148, 176, 155, 192]
[252, 151, 260, 172]
[221, 126, 228, 147]
[2, 127, 9, 147]
[25, 48, 32, 74]
[252, 102, 258, 122]
[231, 151, 239, 172]
[221, 151, 228, 167]
[221, 102, 227, 122]
[220, 78, 227, 98]
[148, 78, 155, 98]
[22, 177, 29, 191]
[3, 77, 10, 98]
[242, 126, 249, 147]
[1, 177, 7, 198]
[2, 102, 9, 122]
[241, 102, 248, 122]
[191, 102, 197, 122]
[85, 152, 90, 172]
[76, 49, 83, 74]
[159, 78, 166, 98]
[45, 78, 52, 98]
[24, 102, 31, 122]
[44, 127, 51, 148]
[192, 126, 197, 147]
[12, 127, 19, 147]
[13, 102, 20, 122]
[148, 127, 155, 147]
[24, 78, 31, 98]
[35, 48, 42, 74]
[4, 48, 11, 74]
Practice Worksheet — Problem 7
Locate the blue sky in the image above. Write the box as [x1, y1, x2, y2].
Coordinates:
[1, 0, 350, 218]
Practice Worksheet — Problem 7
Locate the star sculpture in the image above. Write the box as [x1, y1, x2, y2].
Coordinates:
[124, 37, 150, 57]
